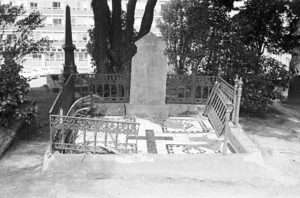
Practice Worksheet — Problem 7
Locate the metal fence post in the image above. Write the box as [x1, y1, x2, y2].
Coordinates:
[49, 116, 53, 152]
[223, 102, 233, 155]
[233, 75, 239, 124]
[191, 72, 197, 103]
[235, 78, 243, 125]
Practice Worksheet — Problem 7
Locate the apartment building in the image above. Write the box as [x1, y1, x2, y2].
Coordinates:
[0, 0, 169, 73]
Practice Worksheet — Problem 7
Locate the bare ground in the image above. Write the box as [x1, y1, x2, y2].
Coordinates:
[0, 89, 300, 198]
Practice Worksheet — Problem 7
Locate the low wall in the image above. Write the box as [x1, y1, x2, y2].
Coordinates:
[227, 122, 260, 154]
[167, 104, 205, 116]
[43, 146, 289, 183]
[93, 103, 205, 117]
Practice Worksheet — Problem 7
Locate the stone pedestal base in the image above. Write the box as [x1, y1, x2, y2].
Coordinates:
[126, 104, 169, 119]
[287, 75, 300, 105]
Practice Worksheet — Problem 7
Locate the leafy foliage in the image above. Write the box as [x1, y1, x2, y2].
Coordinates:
[158, 0, 293, 114]
[239, 56, 290, 113]
[0, 4, 50, 127]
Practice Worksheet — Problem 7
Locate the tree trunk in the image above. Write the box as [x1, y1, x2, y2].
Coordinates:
[91, 0, 157, 74]
[92, 0, 111, 73]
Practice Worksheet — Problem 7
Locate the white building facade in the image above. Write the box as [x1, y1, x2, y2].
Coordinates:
[0, 0, 169, 73]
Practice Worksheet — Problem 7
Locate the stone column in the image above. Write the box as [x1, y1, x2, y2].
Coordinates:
[63, 5, 77, 81]
[126, 33, 169, 118]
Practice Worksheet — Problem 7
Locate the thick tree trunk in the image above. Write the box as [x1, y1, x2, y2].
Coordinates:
[111, 0, 122, 73]
[135, 0, 158, 42]
[92, 0, 157, 74]
[92, 0, 111, 73]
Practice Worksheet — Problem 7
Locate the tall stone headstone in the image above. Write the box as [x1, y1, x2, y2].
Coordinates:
[126, 33, 169, 118]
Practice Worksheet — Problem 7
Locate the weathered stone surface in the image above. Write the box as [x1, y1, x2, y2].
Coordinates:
[127, 33, 169, 118]
[94, 103, 126, 116]
[167, 104, 205, 117]
[287, 75, 300, 105]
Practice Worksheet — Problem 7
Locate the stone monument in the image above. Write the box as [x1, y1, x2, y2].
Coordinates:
[63, 5, 77, 81]
[126, 33, 169, 118]
[287, 48, 300, 105]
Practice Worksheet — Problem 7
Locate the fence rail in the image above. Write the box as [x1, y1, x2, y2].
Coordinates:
[74, 74, 130, 103]
[166, 75, 218, 104]
[50, 115, 140, 154]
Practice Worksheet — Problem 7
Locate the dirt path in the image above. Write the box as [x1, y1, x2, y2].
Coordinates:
[0, 90, 300, 197]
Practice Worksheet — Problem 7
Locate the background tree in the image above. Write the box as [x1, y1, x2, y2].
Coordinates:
[157, 0, 241, 75]
[234, 0, 300, 57]
[157, 0, 295, 114]
[0, 4, 50, 126]
[88, 0, 157, 74]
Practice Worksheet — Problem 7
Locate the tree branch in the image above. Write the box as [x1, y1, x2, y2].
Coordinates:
[126, 0, 137, 43]
[135, 0, 157, 41]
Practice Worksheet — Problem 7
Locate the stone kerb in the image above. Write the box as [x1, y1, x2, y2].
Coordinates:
[126, 33, 169, 118]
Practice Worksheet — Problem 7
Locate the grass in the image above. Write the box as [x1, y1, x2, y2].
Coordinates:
[18, 87, 58, 142]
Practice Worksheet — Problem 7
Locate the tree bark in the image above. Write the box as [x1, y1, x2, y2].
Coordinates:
[92, 0, 111, 73]
[135, 0, 157, 41]
[91, 0, 157, 74]
[111, 0, 122, 72]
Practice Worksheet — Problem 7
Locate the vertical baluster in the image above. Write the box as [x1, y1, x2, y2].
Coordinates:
[115, 123, 119, 149]
[235, 78, 243, 125]
[200, 86, 204, 103]
[83, 120, 86, 153]
[191, 73, 196, 103]
[102, 83, 104, 98]
[109, 83, 112, 101]
[135, 124, 139, 153]
[117, 83, 119, 101]
[94, 121, 97, 154]
[223, 102, 233, 155]
[104, 122, 108, 147]
[50, 116, 53, 152]
[233, 76, 239, 124]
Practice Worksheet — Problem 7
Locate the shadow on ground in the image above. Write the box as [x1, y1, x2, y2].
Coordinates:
[240, 101, 300, 142]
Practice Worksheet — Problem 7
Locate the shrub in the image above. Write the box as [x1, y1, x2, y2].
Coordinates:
[0, 62, 36, 126]
[0, 4, 49, 127]
[240, 56, 290, 114]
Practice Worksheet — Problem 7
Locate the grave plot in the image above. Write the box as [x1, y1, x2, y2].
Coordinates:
[49, 22, 246, 156]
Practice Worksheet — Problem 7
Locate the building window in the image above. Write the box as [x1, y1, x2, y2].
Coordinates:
[82, 35, 88, 42]
[53, 19, 62, 26]
[45, 52, 55, 61]
[52, 2, 60, 9]
[71, 18, 76, 26]
[30, 2, 38, 9]
[32, 53, 42, 59]
[78, 52, 87, 61]
[56, 53, 63, 61]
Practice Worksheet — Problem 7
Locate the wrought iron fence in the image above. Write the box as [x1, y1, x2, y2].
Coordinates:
[203, 76, 243, 154]
[166, 75, 218, 104]
[203, 81, 233, 155]
[216, 76, 243, 124]
[50, 115, 140, 154]
[74, 74, 130, 103]
[203, 82, 233, 137]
